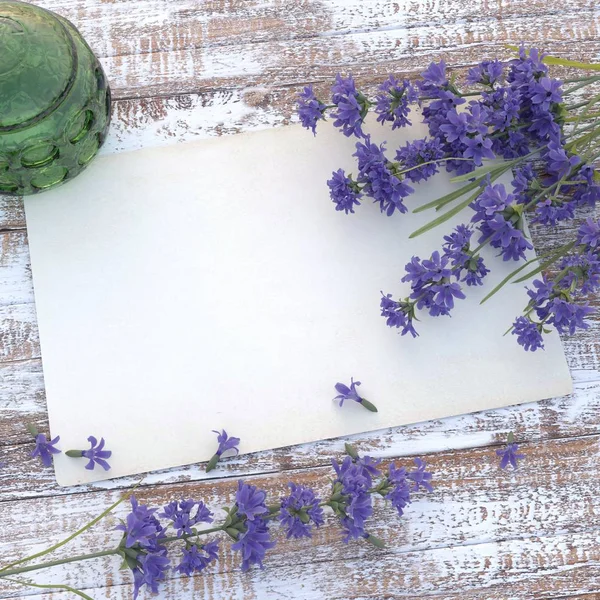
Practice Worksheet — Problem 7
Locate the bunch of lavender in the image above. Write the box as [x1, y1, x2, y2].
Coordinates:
[0, 445, 432, 599]
[298, 47, 600, 350]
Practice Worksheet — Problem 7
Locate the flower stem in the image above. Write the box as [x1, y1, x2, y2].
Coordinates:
[0, 550, 119, 578]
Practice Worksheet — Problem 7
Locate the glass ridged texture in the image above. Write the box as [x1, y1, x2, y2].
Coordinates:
[0, 1, 111, 196]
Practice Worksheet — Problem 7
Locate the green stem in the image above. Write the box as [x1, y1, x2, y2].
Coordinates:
[0, 550, 119, 578]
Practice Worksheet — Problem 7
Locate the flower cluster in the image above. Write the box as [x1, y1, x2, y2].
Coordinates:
[298, 46, 600, 350]
[110, 446, 432, 597]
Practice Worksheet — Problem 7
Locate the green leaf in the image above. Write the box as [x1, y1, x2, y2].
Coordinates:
[512, 241, 575, 284]
[413, 178, 480, 213]
[505, 46, 600, 70]
[479, 257, 540, 305]
[409, 187, 481, 238]
[449, 161, 503, 183]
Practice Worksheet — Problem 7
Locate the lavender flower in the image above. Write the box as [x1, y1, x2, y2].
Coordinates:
[235, 481, 268, 521]
[68, 436, 111, 471]
[512, 316, 545, 351]
[206, 429, 240, 472]
[407, 458, 433, 492]
[354, 136, 414, 216]
[327, 169, 362, 214]
[496, 433, 524, 469]
[279, 483, 324, 539]
[333, 377, 378, 412]
[466, 59, 504, 87]
[379, 293, 418, 337]
[385, 463, 411, 516]
[231, 518, 276, 571]
[395, 137, 445, 183]
[297, 85, 326, 135]
[132, 551, 170, 599]
[31, 432, 61, 467]
[161, 500, 213, 537]
[174, 540, 219, 576]
[330, 74, 367, 138]
[578, 218, 600, 249]
[530, 77, 563, 110]
[374, 76, 417, 129]
[116, 496, 165, 550]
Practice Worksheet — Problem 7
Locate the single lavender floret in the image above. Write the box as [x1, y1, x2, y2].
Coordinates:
[78, 436, 111, 471]
[297, 85, 326, 135]
[31, 433, 61, 468]
[512, 316, 545, 351]
[327, 169, 362, 214]
[385, 463, 411, 516]
[333, 377, 378, 412]
[231, 518, 276, 571]
[206, 429, 240, 472]
[530, 76, 563, 110]
[496, 434, 524, 469]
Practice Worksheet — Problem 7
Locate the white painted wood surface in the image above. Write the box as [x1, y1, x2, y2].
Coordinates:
[2, 0, 600, 598]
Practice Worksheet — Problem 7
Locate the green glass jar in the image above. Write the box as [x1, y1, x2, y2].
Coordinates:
[0, 1, 111, 196]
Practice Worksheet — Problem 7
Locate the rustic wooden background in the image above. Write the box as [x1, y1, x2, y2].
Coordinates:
[2, 1, 600, 598]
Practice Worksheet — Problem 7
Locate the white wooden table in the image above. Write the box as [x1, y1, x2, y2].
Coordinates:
[2, 1, 600, 598]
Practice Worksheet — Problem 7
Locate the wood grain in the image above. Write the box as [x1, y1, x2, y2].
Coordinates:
[3, 0, 600, 598]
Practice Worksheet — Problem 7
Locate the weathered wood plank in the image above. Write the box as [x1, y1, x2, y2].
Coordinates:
[2, 434, 600, 598]
[1, 374, 600, 498]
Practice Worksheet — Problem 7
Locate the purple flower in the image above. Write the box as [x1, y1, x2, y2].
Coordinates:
[235, 481, 268, 521]
[407, 458, 433, 492]
[81, 436, 111, 471]
[547, 298, 593, 336]
[279, 483, 324, 539]
[380, 293, 419, 337]
[327, 169, 362, 214]
[530, 77, 562, 109]
[545, 140, 580, 180]
[395, 137, 445, 183]
[161, 499, 213, 537]
[333, 377, 361, 406]
[175, 540, 219, 576]
[463, 135, 495, 165]
[31, 433, 61, 467]
[557, 252, 600, 295]
[132, 550, 170, 599]
[116, 496, 165, 550]
[354, 136, 413, 216]
[512, 316, 544, 351]
[344, 491, 373, 531]
[297, 85, 326, 135]
[374, 76, 417, 129]
[206, 429, 240, 472]
[533, 198, 575, 226]
[231, 518, 276, 571]
[578, 218, 600, 249]
[420, 61, 449, 90]
[439, 109, 469, 143]
[332, 456, 371, 495]
[466, 59, 504, 86]
[331, 74, 366, 138]
[385, 463, 411, 516]
[333, 378, 378, 412]
[496, 441, 524, 469]
[213, 429, 240, 457]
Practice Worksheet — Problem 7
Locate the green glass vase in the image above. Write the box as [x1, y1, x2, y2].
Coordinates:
[0, 1, 111, 196]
